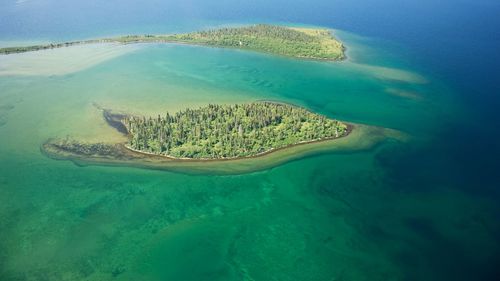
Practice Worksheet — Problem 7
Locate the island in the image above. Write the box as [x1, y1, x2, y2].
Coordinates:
[41, 102, 406, 174]
[124, 102, 349, 159]
[0, 24, 345, 60]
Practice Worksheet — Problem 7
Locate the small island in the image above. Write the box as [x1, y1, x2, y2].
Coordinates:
[0, 24, 345, 60]
[40, 102, 406, 174]
[123, 102, 348, 159]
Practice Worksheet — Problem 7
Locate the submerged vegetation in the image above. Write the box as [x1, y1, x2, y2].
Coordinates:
[124, 102, 348, 159]
[0, 24, 345, 60]
[49, 139, 121, 157]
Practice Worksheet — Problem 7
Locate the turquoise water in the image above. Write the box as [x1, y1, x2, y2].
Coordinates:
[1, 1, 500, 280]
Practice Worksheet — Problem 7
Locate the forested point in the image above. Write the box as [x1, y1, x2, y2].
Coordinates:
[168, 24, 345, 60]
[1, 24, 345, 60]
[123, 102, 349, 159]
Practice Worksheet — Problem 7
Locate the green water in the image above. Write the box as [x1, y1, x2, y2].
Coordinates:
[1, 32, 498, 280]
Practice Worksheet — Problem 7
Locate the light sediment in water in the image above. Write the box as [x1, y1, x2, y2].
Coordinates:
[347, 62, 427, 84]
[0, 43, 138, 76]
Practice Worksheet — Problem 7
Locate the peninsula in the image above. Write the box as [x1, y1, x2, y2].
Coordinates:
[124, 102, 348, 159]
[0, 24, 345, 60]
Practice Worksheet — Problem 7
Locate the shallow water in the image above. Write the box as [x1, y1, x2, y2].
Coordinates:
[1, 1, 500, 280]
[0, 44, 139, 76]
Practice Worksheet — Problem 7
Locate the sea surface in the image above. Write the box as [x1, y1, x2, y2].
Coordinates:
[0, 0, 499, 280]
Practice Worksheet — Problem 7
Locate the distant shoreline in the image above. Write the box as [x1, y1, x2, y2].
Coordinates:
[0, 24, 346, 61]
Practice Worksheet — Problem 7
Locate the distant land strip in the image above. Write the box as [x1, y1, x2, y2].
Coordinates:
[0, 24, 345, 60]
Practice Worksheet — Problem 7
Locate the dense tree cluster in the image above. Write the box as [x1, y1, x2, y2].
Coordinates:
[170, 24, 345, 60]
[124, 102, 348, 159]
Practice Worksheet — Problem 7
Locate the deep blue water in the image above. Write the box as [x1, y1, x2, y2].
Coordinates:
[1, 0, 500, 279]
